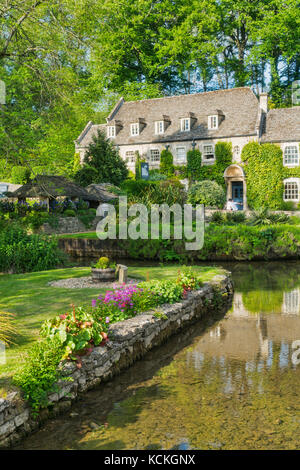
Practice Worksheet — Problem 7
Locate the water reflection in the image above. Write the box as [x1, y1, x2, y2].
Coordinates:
[16, 261, 300, 450]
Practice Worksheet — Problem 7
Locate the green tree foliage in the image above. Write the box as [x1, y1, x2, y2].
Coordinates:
[187, 180, 226, 208]
[74, 130, 128, 186]
[11, 166, 30, 184]
[160, 149, 175, 177]
[0, 0, 298, 181]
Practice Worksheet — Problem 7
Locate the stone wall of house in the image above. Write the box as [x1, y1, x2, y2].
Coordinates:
[0, 273, 233, 448]
[119, 135, 256, 170]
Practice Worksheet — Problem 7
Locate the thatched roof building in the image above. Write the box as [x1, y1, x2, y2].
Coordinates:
[85, 184, 119, 202]
[11, 175, 99, 201]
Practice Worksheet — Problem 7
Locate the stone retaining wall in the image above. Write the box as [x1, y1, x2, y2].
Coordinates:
[41, 216, 101, 235]
[0, 273, 233, 449]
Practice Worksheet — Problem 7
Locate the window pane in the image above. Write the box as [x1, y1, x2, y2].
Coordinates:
[284, 146, 299, 165]
[203, 145, 215, 160]
[150, 149, 160, 162]
[284, 181, 299, 200]
[176, 147, 186, 162]
[126, 151, 135, 163]
[131, 123, 139, 136]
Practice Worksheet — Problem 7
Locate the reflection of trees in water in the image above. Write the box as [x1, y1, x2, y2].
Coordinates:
[227, 261, 300, 293]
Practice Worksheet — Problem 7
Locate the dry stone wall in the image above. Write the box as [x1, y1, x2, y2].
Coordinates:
[0, 273, 233, 448]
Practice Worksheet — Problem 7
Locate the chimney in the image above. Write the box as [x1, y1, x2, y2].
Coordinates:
[259, 92, 268, 113]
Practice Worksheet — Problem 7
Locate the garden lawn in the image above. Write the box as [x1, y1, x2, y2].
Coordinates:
[0, 264, 223, 395]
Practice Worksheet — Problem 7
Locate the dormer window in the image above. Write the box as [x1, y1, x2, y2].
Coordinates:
[155, 121, 164, 135]
[107, 126, 116, 138]
[131, 123, 139, 136]
[208, 115, 218, 130]
[181, 118, 190, 132]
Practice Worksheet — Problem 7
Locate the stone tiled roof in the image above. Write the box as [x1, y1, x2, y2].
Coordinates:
[76, 87, 260, 147]
[261, 107, 300, 142]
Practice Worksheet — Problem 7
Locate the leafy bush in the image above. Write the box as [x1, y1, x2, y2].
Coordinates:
[138, 279, 183, 304]
[160, 149, 175, 177]
[188, 180, 226, 208]
[225, 211, 246, 224]
[74, 130, 128, 186]
[63, 209, 76, 217]
[148, 170, 167, 181]
[0, 225, 65, 273]
[40, 306, 108, 358]
[11, 166, 31, 184]
[93, 256, 115, 269]
[176, 266, 203, 292]
[14, 338, 64, 413]
[187, 149, 202, 180]
[248, 208, 290, 226]
[211, 211, 225, 224]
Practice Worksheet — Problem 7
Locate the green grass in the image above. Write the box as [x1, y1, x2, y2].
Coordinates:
[59, 232, 98, 239]
[0, 264, 223, 395]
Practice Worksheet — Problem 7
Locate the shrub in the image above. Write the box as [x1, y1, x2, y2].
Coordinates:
[0, 225, 65, 273]
[63, 209, 76, 217]
[14, 338, 65, 413]
[176, 266, 203, 292]
[211, 211, 225, 224]
[40, 306, 108, 357]
[187, 180, 226, 208]
[148, 170, 167, 181]
[11, 166, 30, 184]
[187, 149, 202, 180]
[138, 279, 183, 304]
[160, 149, 175, 177]
[93, 256, 114, 269]
[225, 211, 246, 224]
[74, 130, 128, 186]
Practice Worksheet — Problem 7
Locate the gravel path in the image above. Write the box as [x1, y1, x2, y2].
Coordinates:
[48, 276, 141, 289]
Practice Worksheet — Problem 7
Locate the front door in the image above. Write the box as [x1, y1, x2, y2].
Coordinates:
[232, 181, 243, 210]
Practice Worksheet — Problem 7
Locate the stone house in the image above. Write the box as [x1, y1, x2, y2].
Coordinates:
[75, 87, 300, 210]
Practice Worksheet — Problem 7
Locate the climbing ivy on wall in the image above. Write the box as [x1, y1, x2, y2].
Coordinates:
[241, 142, 300, 210]
[187, 142, 232, 187]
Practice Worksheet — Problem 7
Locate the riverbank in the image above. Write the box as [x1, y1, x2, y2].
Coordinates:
[0, 271, 233, 448]
[59, 224, 300, 262]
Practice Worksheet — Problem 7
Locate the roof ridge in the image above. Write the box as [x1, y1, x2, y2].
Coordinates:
[123, 86, 255, 105]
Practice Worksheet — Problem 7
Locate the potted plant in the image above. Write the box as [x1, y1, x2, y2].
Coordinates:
[91, 256, 116, 282]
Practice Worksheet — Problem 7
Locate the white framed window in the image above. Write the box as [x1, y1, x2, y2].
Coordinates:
[283, 145, 299, 166]
[155, 121, 164, 135]
[202, 144, 215, 161]
[150, 149, 160, 163]
[208, 115, 218, 130]
[130, 123, 139, 136]
[125, 151, 136, 164]
[283, 178, 300, 201]
[180, 118, 190, 132]
[107, 126, 116, 138]
[176, 146, 186, 163]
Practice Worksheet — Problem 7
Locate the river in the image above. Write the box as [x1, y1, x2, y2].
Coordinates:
[16, 261, 300, 450]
